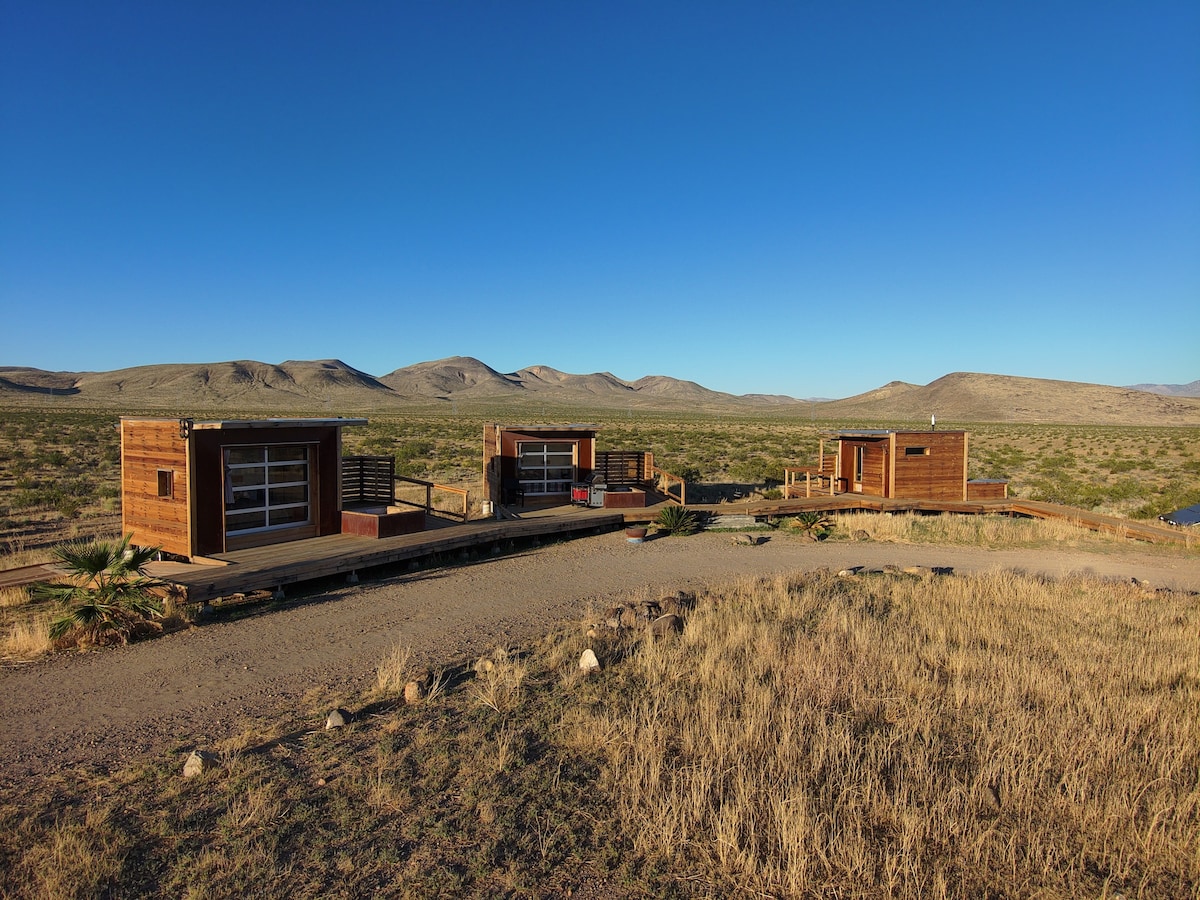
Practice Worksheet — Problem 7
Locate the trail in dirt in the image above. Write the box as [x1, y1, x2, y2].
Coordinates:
[2, 533, 1196, 791]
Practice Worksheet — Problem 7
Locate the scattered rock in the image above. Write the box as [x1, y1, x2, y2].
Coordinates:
[882, 564, 903, 575]
[182, 749, 221, 778]
[638, 601, 661, 621]
[731, 533, 758, 546]
[326, 708, 352, 729]
[903, 565, 932, 576]
[837, 567, 860, 577]
[579, 648, 601, 673]
[648, 614, 684, 638]
[853, 529, 870, 541]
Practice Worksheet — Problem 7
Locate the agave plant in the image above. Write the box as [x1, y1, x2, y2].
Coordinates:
[654, 504, 700, 536]
[33, 534, 164, 645]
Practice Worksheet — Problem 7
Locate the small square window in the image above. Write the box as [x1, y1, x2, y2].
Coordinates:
[904, 446, 929, 456]
[157, 469, 174, 498]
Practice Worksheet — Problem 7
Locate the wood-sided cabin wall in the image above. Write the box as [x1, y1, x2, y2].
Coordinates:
[890, 431, 968, 501]
[191, 425, 343, 556]
[483, 425, 502, 503]
[121, 418, 192, 558]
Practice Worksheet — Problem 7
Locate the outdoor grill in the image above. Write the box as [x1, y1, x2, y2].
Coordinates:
[571, 472, 607, 508]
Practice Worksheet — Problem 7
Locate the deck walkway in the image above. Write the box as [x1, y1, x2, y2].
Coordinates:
[620, 496, 1194, 546]
[2, 496, 1189, 601]
[147, 507, 626, 604]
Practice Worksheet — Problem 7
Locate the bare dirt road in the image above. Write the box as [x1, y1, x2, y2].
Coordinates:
[3, 532, 1197, 791]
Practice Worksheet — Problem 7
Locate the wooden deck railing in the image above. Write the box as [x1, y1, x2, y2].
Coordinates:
[651, 466, 686, 505]
[784, 465, 836, 498]
[394, 476, 470, 521]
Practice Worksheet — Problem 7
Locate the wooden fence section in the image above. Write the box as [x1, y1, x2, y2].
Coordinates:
[594, 451, 651, 486]
[342, 456, 395, 505]
[152, 511, 625, 604]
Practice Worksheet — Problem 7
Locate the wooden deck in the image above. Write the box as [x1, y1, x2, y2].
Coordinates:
[1, 497, 1189, 600]
[621, 496, 1195, 546]
[146, 508, 626, 604]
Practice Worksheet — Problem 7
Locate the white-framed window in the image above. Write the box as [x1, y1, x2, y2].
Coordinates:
[223, 444, 311, 535]
[517, 441, 576, 496]
[853, 446, 865, 485]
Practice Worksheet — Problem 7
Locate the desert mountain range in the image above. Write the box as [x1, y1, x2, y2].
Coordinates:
[1, 357, 1198, 426]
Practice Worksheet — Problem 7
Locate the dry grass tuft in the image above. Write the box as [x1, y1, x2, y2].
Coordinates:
[2, 611, 54, 659]
[0, 585, 32, 608]
[372, 642, 413, 697]
[472, 647, 526, 713]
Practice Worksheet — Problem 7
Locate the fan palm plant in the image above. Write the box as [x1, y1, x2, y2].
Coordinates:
[33, 534, 164, 645]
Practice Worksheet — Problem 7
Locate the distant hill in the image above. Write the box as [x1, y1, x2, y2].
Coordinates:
[1126, 380, 1200, 398]
[1, 358, 1198, 425]
[818, 372, 1200, 426]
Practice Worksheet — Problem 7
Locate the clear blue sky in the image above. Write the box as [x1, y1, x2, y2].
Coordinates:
[2, 2, 1197, 399]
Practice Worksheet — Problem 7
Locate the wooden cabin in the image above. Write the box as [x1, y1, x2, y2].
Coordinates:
[483, 424, 658, 509]
[787, 429, 1006, 502]
[121, 416, 366, 559]
[484, 424, 598, 506]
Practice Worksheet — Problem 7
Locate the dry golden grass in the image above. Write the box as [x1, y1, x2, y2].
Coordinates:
[371, 641, 413, 697]
[834, 510, 1195, 551]
[1, 610, 53, 659]
[2, 567, 1196, 897]
[472, 647, 527, 713]
[0, 585, 31, 608]
[578, 569, 1199, 897]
